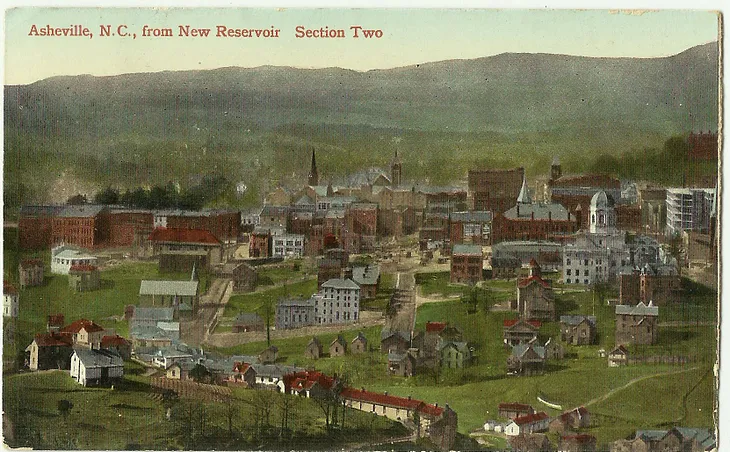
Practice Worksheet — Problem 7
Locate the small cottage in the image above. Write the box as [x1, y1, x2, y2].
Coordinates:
[305, 337, 323, 359]
[608, 345, 629, 367]
[351, 332, 368, 354]
[259, 345, 279, 364]
[505, 412, 550, 436]
[232, 312, 265, 333]
[387, 351, 416, 377]
[329, 335, 347, 357]
[70, 348, 124, 386]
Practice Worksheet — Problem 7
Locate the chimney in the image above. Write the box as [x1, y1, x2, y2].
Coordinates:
[384, 391, 388, 396]
[548, 211, 552, 221]
[408, 395, 412, 400]
[531, 212, 534, 220]
[362, 387, 366, 392]
[517, 204, 520, 216]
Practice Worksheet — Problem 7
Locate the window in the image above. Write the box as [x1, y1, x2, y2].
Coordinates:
[566, 269, 571, 276]
[584, 279, 589, 284]
[566, 279, 571, 284]
[576, 270, 580, 276]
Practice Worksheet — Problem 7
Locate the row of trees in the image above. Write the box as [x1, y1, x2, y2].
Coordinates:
[66, 174, 234, 211]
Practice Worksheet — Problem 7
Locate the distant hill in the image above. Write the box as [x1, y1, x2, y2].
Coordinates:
[4, 42, 719, 139]
[2, 42, 720, 211]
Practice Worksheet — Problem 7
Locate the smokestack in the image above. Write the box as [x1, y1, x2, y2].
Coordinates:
[548, 211, 552, 221]
[517, 204, 520, 216]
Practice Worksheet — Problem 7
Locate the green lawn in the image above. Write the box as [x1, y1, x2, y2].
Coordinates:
[256, 260, 313, 286]
[8, 257, 206, 354]
[362, 272, 395, 312]
[414, 271, 467, 297]
[3, 364, 407, 450]
[215, 278, 318, 333]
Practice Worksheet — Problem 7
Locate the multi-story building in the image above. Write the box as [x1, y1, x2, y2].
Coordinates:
[18, 259, 44, 288]
[516, 260, 555, 321]
[450, 244, 483, 284]
[3, 281, 19, 319]
[665, 188, 716, 236]
[149, 227, 224, 270]
[615, 302, 659, 345]
[51, 205, 109, 249]
[619, 264, 681, 305]
[316, 278, 360, 325]
[449, 211, 493, 245]
[18, 205, 63, 250]
[467, 167, 525, 214]
[549, 174, 622, 229]
[276, 297, 316, 330]
[491, 241, 563, 272]
[492, 202, 577, 243]
[559, 315, 596, 345]
[249, 227, 272, 258]
[272, 233, 305, 259]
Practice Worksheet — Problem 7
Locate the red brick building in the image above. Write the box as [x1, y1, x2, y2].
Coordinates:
[343, 203, 378, 253]
[450, 244, 483, 284]
[615, 204, 642, 232]
[550, 174, 621, 229]
[492, 203, 577, 244]
[619, 266, 681, 305]
[163, 210, 240, 243]
[467, 168, 525, 214]
[108, 210, 154, 247]
[18, 205, 63, 250]
[687, 131, 718, 160]
[51, 205, 109, 249]
[249, 228, 272, 258]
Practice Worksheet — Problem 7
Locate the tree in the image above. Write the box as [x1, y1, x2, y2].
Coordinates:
[189, 364, 210, 383]
[224, 396, 238, 439]
[57, 399, 73, 417]
[668, 233, 685, 277]
[461, 285, 479, 314]
[66, 194, 87, 205]
[93, 186, 120, 205]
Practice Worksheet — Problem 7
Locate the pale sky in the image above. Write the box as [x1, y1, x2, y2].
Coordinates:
[3, 8, 720, 85]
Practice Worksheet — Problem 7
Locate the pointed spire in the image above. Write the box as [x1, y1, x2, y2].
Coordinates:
[517, 176, 530, 204]
[308, 149, 319, 186]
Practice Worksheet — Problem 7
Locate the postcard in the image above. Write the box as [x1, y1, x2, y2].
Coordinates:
[1, 7, 721, 451]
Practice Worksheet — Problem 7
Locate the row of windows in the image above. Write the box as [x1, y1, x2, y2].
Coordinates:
[566, 269, 590, 277]
[565, 279, 590, 285]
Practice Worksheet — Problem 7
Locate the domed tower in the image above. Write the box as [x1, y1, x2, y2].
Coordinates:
[589, 190, 616, 234]
[308, 149, 319, 186]
[390, 150, 402, 187]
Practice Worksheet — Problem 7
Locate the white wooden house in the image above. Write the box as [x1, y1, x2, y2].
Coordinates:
[70, 348, 124, 386]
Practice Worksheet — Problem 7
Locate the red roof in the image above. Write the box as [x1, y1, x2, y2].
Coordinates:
[283, 370, 336, 392]
[528, 258, 539, 267]
[503, 319, 542, 329]
[34, 332, 73, 347]
[340, 387, 443, 417]
[101, 335, 130, 347]
[69, 264, 98, 272]
[47, 314, 65, 326]
[148, 227, 221, 245]
[517, 276, 550, 289]
[20, 259, 43, 268]
[61, 318, 105, 334]
[232, 362, 251, 373]
[3, 281, 17, 295]
[499, 402, 534, 412]
[426, 321, 447, 333]
[513, 412, 549, 426]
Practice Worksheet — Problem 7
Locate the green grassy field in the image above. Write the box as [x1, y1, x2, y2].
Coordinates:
[3, 364, 407, 450]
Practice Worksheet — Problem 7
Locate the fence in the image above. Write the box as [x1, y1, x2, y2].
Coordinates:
[150, 377, 232, 403]
[626, 355, 696, 365]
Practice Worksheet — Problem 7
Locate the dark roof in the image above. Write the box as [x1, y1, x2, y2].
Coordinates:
[57, 205, 106, 218]
[503, 203, 569, 221]
[560, 315, 597, 326]
[47, 313, 65, 326]
[339, 387, 443, 417]
[33, 332, 73, 347]
[73, 347, 124, 368]
[148, 227, 221, 245]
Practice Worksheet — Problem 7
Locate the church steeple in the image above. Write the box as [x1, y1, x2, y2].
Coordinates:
[390, 150, 402, 187]
[308, 149, 319, 186]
